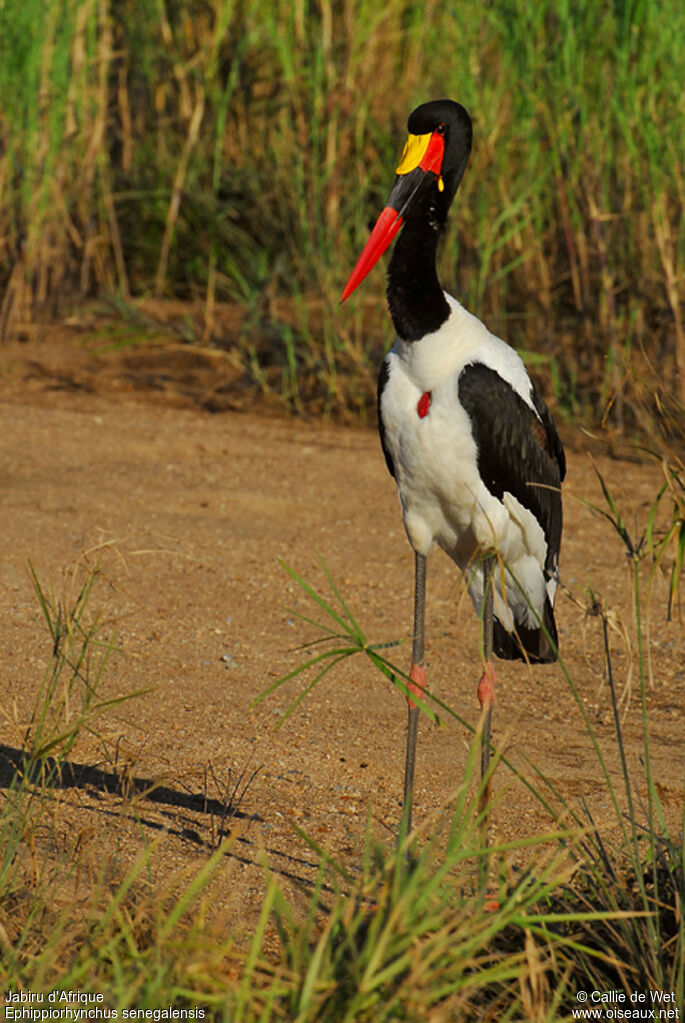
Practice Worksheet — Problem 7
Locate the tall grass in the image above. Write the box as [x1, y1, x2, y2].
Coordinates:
[1, 0, 683, 422]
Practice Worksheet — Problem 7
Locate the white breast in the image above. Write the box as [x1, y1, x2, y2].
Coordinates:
[392, 294, 536, 410]
[380, 294, 549, 621]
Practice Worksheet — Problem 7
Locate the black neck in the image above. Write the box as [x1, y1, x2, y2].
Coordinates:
[386, 192, 450, 342]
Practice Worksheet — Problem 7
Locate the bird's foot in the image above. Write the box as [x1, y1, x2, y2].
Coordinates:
[484, 891, 500, 912]
[477, 661, 496, 710]
[407, 663, 426, 709]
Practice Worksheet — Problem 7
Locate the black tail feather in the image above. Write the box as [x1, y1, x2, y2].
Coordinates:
[493, 597, 558, 664]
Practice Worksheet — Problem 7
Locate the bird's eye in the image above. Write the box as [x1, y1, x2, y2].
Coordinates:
[436, 123, 447, 135]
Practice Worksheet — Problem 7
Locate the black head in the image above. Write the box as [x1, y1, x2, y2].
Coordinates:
[406, 99, 472, 210]
[340, 99, 472, 306]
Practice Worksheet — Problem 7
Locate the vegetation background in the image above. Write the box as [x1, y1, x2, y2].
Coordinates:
[0, 0, 683, 1017]
[1, 0, 683, 428]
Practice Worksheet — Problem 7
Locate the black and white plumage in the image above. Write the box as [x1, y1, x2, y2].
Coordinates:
[341, 99, 565, 836]
[378, 300, 565, 663]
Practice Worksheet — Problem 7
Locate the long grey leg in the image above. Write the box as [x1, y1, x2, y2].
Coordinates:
[478, 554, 496, 818]
[482, 555, 494, 664]
[400, 551, 426, 843]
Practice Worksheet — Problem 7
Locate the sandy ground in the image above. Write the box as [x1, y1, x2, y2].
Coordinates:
[0, 327, 683, 938]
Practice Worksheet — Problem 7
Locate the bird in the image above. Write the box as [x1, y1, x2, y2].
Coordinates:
[340, 99, 565, 840]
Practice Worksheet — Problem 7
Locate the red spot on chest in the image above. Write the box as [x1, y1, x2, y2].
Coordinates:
[417, 391, 432, 419]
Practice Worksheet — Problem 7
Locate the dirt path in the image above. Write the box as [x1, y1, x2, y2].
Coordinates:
[1, 332, 682, 936]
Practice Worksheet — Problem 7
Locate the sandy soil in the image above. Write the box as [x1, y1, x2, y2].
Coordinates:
[0, 326, 682, 938]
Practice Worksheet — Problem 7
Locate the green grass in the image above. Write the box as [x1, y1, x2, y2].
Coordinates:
[0, 0, 684, 424]
[1, 459, 683, 1017]
[1, 5, 684, 997]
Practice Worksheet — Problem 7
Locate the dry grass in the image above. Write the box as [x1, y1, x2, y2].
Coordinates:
[0, 0, 683, 427]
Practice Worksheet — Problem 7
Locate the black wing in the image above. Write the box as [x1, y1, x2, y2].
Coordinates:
[458, 362, 565, 663]
[377, 358, 395, 478]
[458, 362, 564, 577]
[531, 386, 566, 486]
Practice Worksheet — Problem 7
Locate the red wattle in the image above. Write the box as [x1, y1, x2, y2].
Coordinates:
[417, 392, 432, 418]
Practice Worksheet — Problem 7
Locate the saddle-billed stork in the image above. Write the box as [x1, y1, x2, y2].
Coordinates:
[340, 99, 565, 837]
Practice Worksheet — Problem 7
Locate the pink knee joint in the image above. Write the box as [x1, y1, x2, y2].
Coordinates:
[477, 662, 496, 709]
[408, 663, 426, 708]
